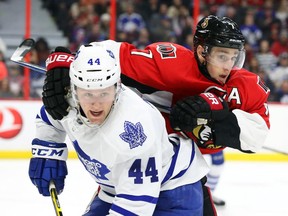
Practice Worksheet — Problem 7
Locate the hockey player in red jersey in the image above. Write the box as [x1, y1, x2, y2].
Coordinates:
[41, 15, 270, 214]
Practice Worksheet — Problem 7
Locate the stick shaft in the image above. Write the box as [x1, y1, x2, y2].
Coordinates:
[49, 181, 63, 216]
[263, 146, 288, 156]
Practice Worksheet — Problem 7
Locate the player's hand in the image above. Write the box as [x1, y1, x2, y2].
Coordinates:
[29, 158, 68, 196]
[42, 47, 74, 120]
[28, 138, 68, 196]
[169, 92, 229, 132]
[191, 123, 223, 149]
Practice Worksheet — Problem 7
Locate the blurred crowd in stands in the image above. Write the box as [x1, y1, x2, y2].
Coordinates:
[1, 0, 288, 103]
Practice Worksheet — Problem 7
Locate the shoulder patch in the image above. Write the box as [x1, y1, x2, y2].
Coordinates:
[120, 121, 147, 149]
[156, 44, 177, 59]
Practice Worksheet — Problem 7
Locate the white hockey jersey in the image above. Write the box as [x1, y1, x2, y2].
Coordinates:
[33, 85, 209, 215]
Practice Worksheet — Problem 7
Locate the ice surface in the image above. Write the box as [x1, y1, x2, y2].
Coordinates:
[1, 159, 288, 216]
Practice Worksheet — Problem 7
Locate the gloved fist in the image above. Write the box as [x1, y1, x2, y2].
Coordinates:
[170, 92, 229, 132]
[192, 123, 223, 149]
[42, 47, 74, 120]
[29, 158, 68, 196]
[29, 138, 68, 196]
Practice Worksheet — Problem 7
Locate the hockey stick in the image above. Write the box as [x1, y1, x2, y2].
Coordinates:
[49, 181, 64, 216]
[262, 146, 288, 156]
[10, 38, 46, 74]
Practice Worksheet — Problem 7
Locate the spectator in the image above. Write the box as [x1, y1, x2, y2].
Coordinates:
[117, 2, 146, 43]
[246, 56, 260, 72]
[270, 52, 288, 88]
[240, 9, 263, 52]
[270, 30, 288, 57]
[255, 39, 278, 74]
[275, 78, 288, 103]
[132, 27, 151, 49]
[182, 33, 194, 50]
[275, 0, 288, 29]
[254, 0, 281, 40]
[98, 13, 111, 40]
[0, 37, 7, 57]
[1, 64, 24, 98]
[0, 51, 8, 82]
[148, 3, 176, 42]
[30, 37, 50, 98]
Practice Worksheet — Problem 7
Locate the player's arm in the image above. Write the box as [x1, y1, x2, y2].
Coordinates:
[170, 84, 270, 153]
[118, 42, 195, 93]
[29, 106, 68, 196]
[220, 76, 270, 153]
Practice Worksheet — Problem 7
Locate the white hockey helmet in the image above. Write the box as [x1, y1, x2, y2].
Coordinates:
[70, 43, 120, 90]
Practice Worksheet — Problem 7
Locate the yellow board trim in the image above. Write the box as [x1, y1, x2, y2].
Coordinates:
[224, 152, 288, 162]
[0, 151, 78, 159]
[1, 151, 288, 162]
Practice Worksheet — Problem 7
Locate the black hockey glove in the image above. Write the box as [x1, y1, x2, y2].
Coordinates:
[42, 47, 74, 120]
[170, 92, 229, 132]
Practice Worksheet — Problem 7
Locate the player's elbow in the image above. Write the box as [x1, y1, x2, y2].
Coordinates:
[240, 124, 270, 153]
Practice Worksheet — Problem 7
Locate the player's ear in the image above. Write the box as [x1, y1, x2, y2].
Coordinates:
[196, 45, 206, 63]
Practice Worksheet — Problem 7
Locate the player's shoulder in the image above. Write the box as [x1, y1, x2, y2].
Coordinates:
[147, 42, 193, 54]
[228, 68, 270, 95]
[118, 86, 164, 124]
[229, 68, 262, 86]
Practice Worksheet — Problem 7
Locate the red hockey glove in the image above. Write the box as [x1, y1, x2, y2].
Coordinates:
[169, 92, 229, 132]
[42, 47, 74, 120]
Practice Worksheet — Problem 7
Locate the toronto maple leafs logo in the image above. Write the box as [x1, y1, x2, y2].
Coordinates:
[72, 140, 110, 180]
[120, 121, 147, 149]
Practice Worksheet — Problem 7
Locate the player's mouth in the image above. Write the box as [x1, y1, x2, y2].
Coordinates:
[90, 110, 103, 117]
[218, 74, 228, 84]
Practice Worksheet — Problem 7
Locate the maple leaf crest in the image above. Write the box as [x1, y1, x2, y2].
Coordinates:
[119, 121, 147, 149]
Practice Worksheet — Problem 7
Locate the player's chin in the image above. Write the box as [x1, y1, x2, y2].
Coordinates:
[87, 114, 105, 125]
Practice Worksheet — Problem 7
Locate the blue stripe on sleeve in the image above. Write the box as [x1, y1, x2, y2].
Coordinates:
[110, 204, 138, 216]
[171, 140, 195, 180]
[32, 138, 67, 148]
[117, 194, 158, 204]
[39, 105, 52, 126]
[161, 142, 180, 185]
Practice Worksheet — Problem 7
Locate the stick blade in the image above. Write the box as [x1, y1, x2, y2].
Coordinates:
[10, 38, 35, 61]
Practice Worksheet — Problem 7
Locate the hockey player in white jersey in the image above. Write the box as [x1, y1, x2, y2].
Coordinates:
[28, 43, 210, 215]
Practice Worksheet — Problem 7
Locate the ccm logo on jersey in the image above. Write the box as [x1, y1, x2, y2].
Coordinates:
[200, 92, 224, 110]
[46, 53, 74, 70]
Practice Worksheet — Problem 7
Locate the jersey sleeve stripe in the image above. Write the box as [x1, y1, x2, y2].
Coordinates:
[171, 140, 195, 180]
[117, 194, 158, 204]
[39, 105, 52, 126]
[161, 142, 180, 184]
[111, 204, 138, 216]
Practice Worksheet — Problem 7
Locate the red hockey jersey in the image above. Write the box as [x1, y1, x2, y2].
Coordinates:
[94, 40, 270, 154]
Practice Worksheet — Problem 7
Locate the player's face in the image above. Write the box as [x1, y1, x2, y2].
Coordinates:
[76, 86, 116, 124]
[206, 47, 240, 84]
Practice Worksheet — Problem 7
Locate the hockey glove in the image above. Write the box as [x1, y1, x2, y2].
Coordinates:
[170, 92, 229, 132]
[28, 138, 68, 196]
[42, 47, 74, 120]
[191, 123, 223, 150]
